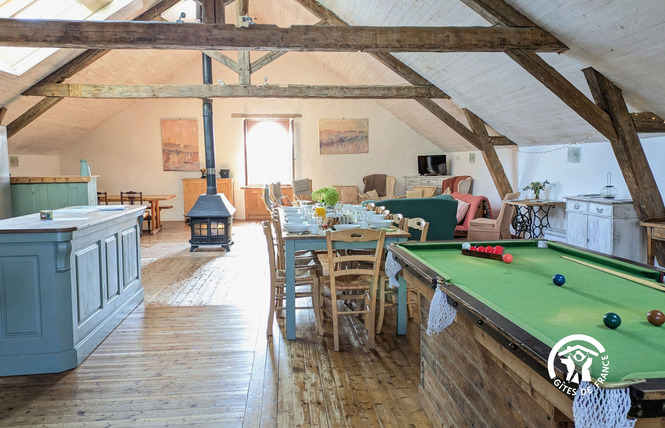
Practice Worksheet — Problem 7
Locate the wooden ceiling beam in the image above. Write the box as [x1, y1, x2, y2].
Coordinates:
[505, 49, 617, 141]
[0, 107, 7, 125]
[0, 18, 567, 53]
[250, 50, 288, 74]
[292, 0, 517, 150]
[489, 136, 517, 146]
[416, 98, 481, 149]
[631, 112, 665, 133]
[7, 98, 63, 138]
[464, 108, 513, 197]
[202, 50, 239, 73]
[460, 0, 618, 141]
[7, 0, 184, 139]
[24, 83, 449, 100]
[584, 67, 665, 265]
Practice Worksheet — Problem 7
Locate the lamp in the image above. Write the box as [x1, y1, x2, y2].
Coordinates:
[176, 12, 186, 23]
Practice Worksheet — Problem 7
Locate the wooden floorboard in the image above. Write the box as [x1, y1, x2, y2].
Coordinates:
[0, 221, 431, 427]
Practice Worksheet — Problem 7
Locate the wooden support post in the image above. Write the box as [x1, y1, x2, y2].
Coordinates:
[464, 109, 513, 198]
[583, 67, 665, 266]
[235, 0, 250, 85]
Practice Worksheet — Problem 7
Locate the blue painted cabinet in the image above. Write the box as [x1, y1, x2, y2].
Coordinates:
[10, 176, 98, 217]
[0, 206, 145, 375]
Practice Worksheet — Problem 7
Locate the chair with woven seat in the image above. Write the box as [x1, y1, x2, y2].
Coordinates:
[320, 228, 386, 351]
[270, 210, 319, 272]
[468, 192, 521, 240]
[120, 191, 152, 233]
[376, 217, 429, 334]
[269, 182, 289, 207]
[333, 185, 363, 205]
[97, 191, 108, 205]
[263, 221, 323, 337]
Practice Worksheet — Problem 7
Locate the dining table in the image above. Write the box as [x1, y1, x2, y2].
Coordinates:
[106, 194, 176, 234]
[283, 226, 411, 340]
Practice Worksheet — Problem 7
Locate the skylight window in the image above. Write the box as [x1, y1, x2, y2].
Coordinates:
[0, 0, 126, 76]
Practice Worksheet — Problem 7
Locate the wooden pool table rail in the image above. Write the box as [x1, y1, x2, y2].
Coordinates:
[388, 241, 665, 423]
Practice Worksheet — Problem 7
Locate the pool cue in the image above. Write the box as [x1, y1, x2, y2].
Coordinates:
[560, 255, 665, 292]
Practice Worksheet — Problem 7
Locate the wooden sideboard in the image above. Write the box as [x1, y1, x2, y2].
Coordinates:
[243, 185, 293, 220]
[10, 176, 98, 217]
[565, 196, 645, 263]
[182, 178, 234, 217]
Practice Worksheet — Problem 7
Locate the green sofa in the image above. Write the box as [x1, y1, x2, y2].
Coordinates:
[369, 195, 458, 241]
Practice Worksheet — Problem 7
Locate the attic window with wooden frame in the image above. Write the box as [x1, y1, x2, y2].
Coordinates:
[0, 0, 120, 76]
[243, 119, 295, 187]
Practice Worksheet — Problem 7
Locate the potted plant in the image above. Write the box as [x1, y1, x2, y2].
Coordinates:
[311, 187, 340, 207]
[523, 180, 550, 200]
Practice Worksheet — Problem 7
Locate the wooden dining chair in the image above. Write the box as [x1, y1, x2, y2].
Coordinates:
[120, 191, 152, 232]
[389, 213, 405, 230]
[320, 228, 386, 351]
[96, 191, 108, 205]
[270, 210, 319, 271]
[263, 221, 323, 337]
[376, 217, 430, 334]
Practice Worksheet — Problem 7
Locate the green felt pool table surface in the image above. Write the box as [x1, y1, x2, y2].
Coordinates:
[394, 240, 665, 384]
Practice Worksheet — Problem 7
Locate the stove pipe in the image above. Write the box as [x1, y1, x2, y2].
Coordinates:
[202, 53, 217, 194]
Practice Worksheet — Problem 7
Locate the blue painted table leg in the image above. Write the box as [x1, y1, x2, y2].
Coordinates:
[396, 274, 407, 335]
[285, 239, 296, 340]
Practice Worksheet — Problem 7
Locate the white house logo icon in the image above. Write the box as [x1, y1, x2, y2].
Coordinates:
[547, 334, 610, 396]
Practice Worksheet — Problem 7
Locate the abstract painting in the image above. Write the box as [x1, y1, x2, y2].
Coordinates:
[319, 118, 369, 155]
[161, 119, 200, 171]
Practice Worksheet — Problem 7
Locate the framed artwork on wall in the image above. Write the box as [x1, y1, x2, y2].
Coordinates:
[160, 119, 200, 171]
[319, 118, 369, 155]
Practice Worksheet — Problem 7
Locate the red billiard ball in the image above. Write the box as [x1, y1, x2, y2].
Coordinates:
[494, 245, 504, 255]
[476, 246, 485, 252]
[647, 310, 665, 326]
[485, 246, 495, 254]
[469, 246, 478, 252]
[502, 253, 513, 264]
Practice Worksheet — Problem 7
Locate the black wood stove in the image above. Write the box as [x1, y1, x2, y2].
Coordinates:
[186, 193, 235, 252]
[186, 39, 236, 252]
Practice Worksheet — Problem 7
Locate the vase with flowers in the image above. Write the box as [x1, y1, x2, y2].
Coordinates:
[523, 180, 550, 200]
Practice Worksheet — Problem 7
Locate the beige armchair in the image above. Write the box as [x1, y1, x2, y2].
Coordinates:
[467, 192, 521, 241]
[361, 174, 396, 200]
[333, 185, 363, 204]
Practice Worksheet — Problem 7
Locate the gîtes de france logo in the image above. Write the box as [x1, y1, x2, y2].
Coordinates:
[547, 334, 611, 396]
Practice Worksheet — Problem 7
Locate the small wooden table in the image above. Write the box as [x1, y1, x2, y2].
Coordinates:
[503, 199, 565, 238]
[640, 217, 665, 265]
[107, 194, 175, 234]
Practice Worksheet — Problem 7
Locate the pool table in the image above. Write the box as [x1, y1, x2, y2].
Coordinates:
[388, 240, 665, 427]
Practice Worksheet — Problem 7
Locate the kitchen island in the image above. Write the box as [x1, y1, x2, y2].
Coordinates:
[0, 205, 145, 375]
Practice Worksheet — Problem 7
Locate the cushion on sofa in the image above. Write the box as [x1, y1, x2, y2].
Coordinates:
[456, 200, 470, 224]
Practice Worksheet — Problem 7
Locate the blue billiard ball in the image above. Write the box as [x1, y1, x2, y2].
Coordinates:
[603, 312, 621, 329]
[462, 242, 471, 250]
[552, 274, 566, 286]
